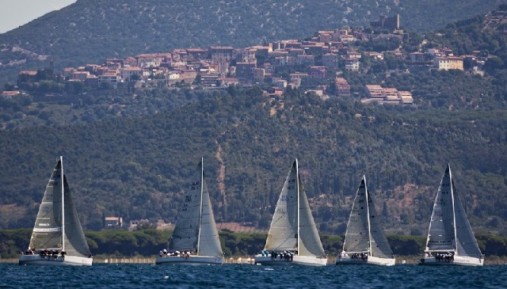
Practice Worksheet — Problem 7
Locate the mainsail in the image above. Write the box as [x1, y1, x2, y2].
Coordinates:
[264, 161, 298, 251]
[28, 157, 91, 257]
[169, 159, 223, 257]
[343, 178, 370, 253]
[29, 160, 63, 251]
[426, 165, 458, 252]
[343, 176, 393, 258]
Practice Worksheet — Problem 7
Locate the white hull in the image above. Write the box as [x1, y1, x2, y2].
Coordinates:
[155, 255, 224, 265]
[420, 255, 484, 266]
[293, 255, 328, 266]
[18, 254, 93, 266]
[336, 255, 395, 266]
[254, 254, 328, 266]
[367, 256, 396, 266]
[254, 255, 293, 266]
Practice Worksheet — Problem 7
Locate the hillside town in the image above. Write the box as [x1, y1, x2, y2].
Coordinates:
[6, 13, 497, 106]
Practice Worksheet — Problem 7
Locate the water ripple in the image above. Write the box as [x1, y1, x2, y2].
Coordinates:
[1, 263, 505, 289]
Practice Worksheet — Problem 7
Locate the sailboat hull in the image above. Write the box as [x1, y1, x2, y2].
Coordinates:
[254, 255, 293, 266]
[292, 255, 328, 266]
[18, 254, 93, 266]
[254, 255, 328, 266]
[420, 255, 483, 266]
[336, 255, 395, 266]
[155, 255, 224, 265]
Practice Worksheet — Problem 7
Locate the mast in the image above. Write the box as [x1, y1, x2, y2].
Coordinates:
[295, 159, 300, 256]
[60, 156, 65, 252]
[196, 157, 204, 254]
[364, 176, 373, 256]
[449, 165, 458, 255]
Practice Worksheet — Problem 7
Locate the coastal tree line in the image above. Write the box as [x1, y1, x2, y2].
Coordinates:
[1, 229, 507, 259]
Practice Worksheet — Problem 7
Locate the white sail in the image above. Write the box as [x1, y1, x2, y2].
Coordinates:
[422, 164, 483, 266]
[168, 161, 203, 252]
[257, 159, 327, 266]
[297, 164, 326, 258]
[29, 159, 64, 251]
[264, 161, 298, 251]
[342, 177, 370, 253]
[21, 156, 92, 266]
[62, 175, 92, 257]
[339, 176, 394, 265]
[196, 164, 223, 257]
[160, 158, 223, 264]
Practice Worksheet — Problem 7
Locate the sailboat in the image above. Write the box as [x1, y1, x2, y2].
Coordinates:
[19, 156, 93, 266]
[156, 158, 224, 265]
[254, 159, 328, 266]
[420, 164, 484, 266]
[336, 176, 395, 266]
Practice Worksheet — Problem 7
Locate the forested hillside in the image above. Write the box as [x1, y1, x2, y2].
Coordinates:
[0, 89, 505, 236]
[0, 0, 505, 84]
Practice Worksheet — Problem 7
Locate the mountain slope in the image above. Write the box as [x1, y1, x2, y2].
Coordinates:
[0, 0, 505, 84]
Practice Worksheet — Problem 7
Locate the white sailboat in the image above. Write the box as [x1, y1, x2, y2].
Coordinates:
[255, 159, 328, 266]
[19, 156, 93, 266]
[420, 164, 484, 266]
[336, 176, 395, 266]
[156, 158, 224, 265]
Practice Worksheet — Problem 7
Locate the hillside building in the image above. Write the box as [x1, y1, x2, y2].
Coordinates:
[434, 56, 464, 71]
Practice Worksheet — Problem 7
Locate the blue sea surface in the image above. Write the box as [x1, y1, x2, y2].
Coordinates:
[1, 263, 506, 289]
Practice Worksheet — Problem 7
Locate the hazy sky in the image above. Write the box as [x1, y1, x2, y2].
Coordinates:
[0, 0, 76, 33]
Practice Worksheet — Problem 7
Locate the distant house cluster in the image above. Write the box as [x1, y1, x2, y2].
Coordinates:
[409, 48, 465, 72]
[362, 85, 413, 105]
[14, 26, 372, 99]
[51, 27, 366, 93]
[10, 13, 496, 106]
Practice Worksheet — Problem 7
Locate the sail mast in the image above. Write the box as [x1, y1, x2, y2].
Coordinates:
[196, 157, 204, 254]
[60, 156, 65, 252]
[296, 159, 300, 256]
[364, 176, 373, 256]
[449, 165, 458, 255]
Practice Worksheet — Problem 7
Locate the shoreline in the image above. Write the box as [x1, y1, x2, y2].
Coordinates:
[3, 256, 506, 265]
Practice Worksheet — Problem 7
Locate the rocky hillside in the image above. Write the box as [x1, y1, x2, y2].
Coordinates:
[0, 0, 505, 84]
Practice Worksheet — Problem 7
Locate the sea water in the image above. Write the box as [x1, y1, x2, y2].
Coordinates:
[1, 263, 506, 289]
